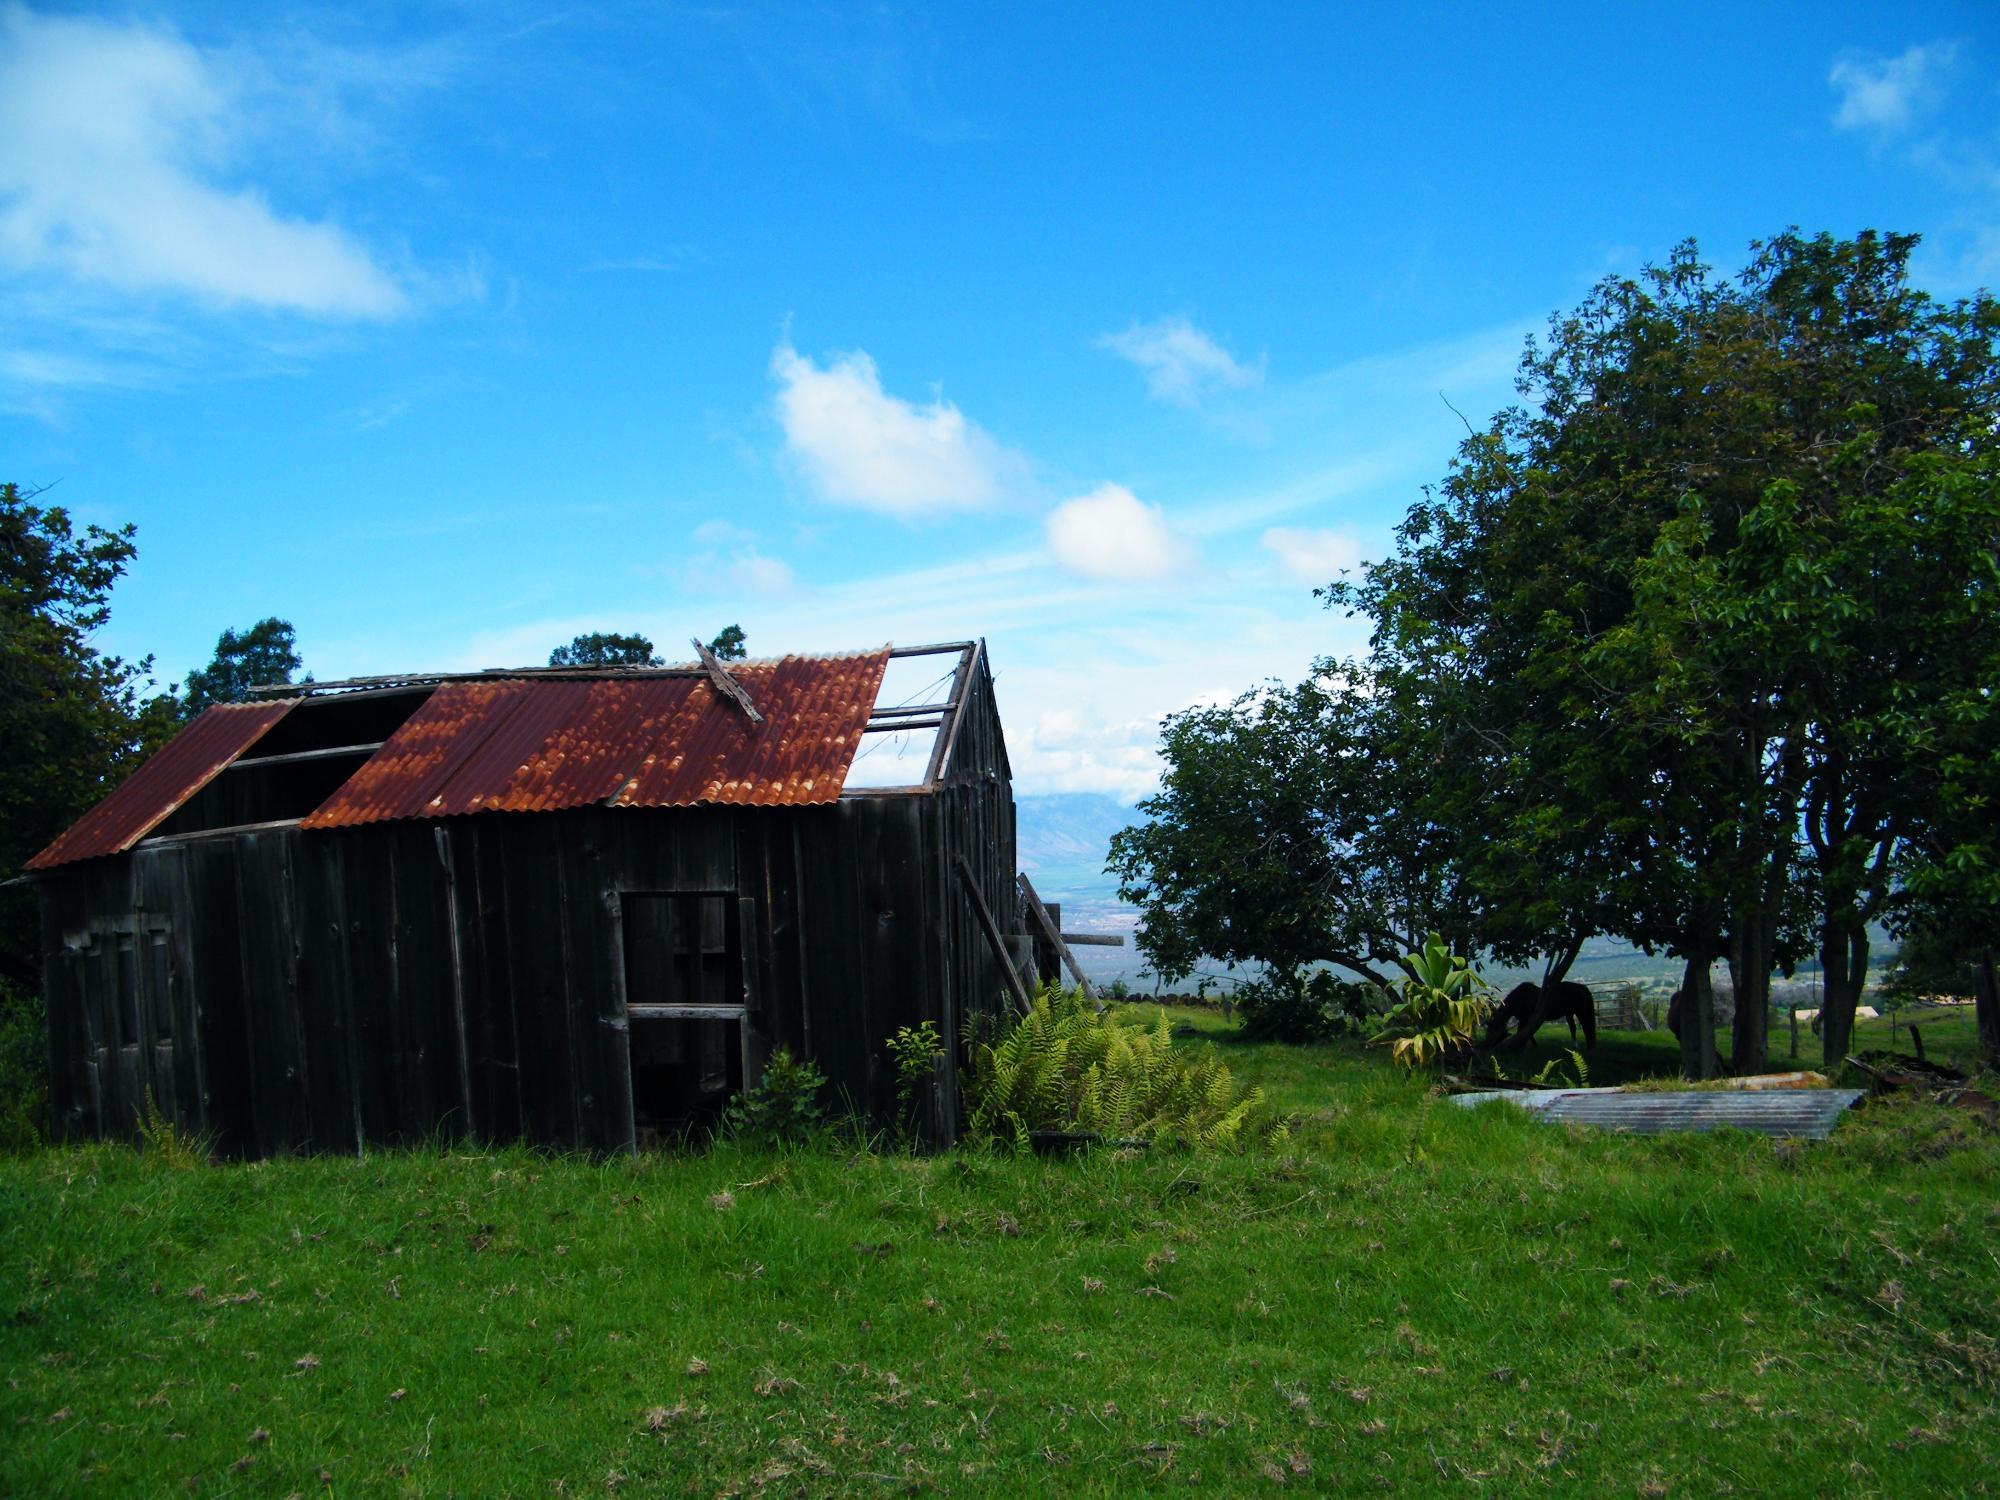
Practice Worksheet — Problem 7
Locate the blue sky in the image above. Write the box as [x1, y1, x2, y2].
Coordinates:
[4, 2, 1997, 798]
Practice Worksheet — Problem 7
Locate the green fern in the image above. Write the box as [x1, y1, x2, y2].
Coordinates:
[965, 986, 1288, 1152]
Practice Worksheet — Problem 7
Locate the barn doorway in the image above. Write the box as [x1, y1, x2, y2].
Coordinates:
[620, 892, 746, 1144]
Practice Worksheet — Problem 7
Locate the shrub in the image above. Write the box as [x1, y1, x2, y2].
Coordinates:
[0, 979, 47, 1150]
[1233, 968, 1375, 1042]
[1370, 933, 1493, 1070]
[887, 1020, 943, 1140]
[722, 1048, 829, 1146]
[964, 985, 1288, 1151]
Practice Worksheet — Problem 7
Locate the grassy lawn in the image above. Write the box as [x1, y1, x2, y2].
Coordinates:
[4, 1014, 1996, 1496]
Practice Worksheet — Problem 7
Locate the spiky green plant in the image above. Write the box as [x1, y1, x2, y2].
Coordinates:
[1371, 933, 1493, 1070]
[1532, 1048, 1592, 1089]
[964, 986, 1288, 1152]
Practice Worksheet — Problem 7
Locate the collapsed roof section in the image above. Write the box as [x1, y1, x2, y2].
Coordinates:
[24, 642, 990, 869]
[23, 699, 300, 871]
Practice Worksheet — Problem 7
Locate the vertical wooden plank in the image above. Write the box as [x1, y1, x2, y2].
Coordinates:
[391, 824, 465, 1141]
[465, 819, 523, 1144]
[599, 855, 636, 1154]
[553, 828, 587, 1150]
[293, 837, 356, 1154]
[502, 816, 576, 1148]
[187, 840, 251, 1155]
[433, 825, 481, 1141]
[164, 848, 209, 1137]
[557, 813, 620, 1151]
[298, 835, 363, 1154]
[737, 894, 770, 1094]
[234, 832, 310, 1153]
[332, 831, 389, 1145]
[829, 803, 876, 1116]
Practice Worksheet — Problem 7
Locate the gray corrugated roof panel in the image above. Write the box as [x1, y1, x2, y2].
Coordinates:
[1450, 1087, 1864, 1139]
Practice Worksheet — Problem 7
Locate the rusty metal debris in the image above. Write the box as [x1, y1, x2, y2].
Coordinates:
[1846, 1054, 1997, 1127]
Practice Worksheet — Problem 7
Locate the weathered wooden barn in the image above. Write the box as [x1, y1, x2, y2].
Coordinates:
[25, 642, 1023, 1154]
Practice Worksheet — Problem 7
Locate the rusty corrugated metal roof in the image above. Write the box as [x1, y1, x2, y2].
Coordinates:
[302, 650, 889, 828]
[1451, 1086, 1864, 1139]
[25, 699, 299, 870]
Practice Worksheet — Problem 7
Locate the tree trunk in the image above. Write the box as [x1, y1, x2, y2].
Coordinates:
[1977, 947, 1999, 1071]
[1678, 952, 1720, 1081]
[1729, 918, 1773, 1078]
[1817, 917, 1870, 1069]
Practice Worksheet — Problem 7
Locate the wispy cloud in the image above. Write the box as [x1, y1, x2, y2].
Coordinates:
[769, 340, 1025, 517]
[1829, 42, 1958, 135]
[1045, 484, 1194, 582]
[1098, 315, 1262, 407]
[0, 6, 406, 317]
[1261, 525, 1364, 586]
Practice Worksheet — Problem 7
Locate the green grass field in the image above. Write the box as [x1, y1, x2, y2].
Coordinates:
[4, 1011, 1995, 1496]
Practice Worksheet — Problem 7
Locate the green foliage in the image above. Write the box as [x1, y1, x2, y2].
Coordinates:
[1371, 933, 1493, 1070]
[720, 1047, 828, 1146]
[706, 624, 747, 661]
[964, 986, 1288, 1151]
[181, 617, 303, 715]
[135, 1090, 208, 1169]
[1108, 668, 1476, 995]
[548, 632, 662, 668]
[1531, 1048, 1592, 1089]
[0, 980, 47, 1150]
[1233, 969, 1374, 1043]
[1, 482, 178, 990]
[887, 1020, 943, 1137]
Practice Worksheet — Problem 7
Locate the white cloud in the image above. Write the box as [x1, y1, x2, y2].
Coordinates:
[0, 6, 405, 316]
[1260, 525, 1364, 585]
[1045, 484, 1193, 582]
[692, 519, 758, 546]
[679, 544, 796, 597]
[1098, 315, 1262, 407]
[721, 549, 795, 595]
[769, 341, 1021, 517]
[1829, 43, 1957, 134]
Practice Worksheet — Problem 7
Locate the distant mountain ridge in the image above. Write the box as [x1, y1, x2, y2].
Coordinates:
[1014, 792, 1140, 905]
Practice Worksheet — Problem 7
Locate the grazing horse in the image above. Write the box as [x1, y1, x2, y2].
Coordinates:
[1484, 980, 1598, 1052]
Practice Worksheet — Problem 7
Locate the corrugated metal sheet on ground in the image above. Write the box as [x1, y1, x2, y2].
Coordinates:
[302, 650, 890, 828]
[25, 700, 300, 870]
[1451, 1087, 1864, 1139]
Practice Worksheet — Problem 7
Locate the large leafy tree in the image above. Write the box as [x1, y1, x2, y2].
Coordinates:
[1, 483, 178, 987]
[1108, 662, 1479, 997]
[1353, 230, 1998, 1074]
[707, 624, 748, 661]
[549, 632, 662, 667]
[182, 617, 304, 713]
[1888, 459, 2000, 1067]
[1132, 231, 1997, 1076]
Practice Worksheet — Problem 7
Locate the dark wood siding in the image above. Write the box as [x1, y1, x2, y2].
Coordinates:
[35, 653, 1019, 1155]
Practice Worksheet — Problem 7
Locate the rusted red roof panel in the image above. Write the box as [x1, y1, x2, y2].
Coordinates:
[25, 699, 299, 870]
[302, 650, 889, 828]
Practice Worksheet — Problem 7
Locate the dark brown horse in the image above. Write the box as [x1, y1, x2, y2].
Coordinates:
[1484, 980, 1598, 1052]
